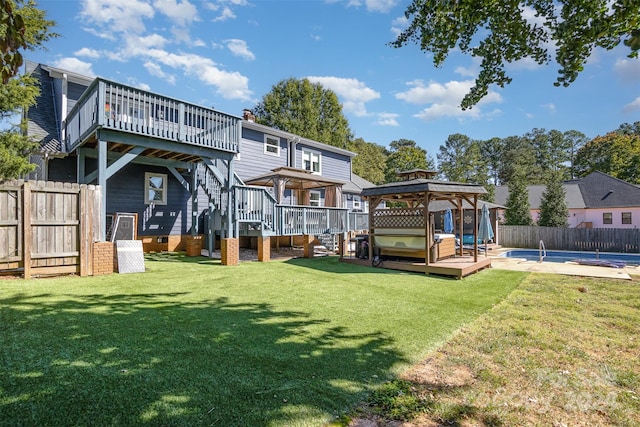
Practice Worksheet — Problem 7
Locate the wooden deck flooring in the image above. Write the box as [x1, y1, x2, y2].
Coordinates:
[340, 255, 492, 279]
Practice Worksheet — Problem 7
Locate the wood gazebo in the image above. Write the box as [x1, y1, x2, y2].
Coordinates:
[349, 169, 492, 278]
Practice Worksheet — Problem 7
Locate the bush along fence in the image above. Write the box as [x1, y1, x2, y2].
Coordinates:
[0, 180, 104, 278]
[499, 225, 640, 253]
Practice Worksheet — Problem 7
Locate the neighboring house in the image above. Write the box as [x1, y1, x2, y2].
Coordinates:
[24, 61, 369, 254]
[495, 171, 640, 228]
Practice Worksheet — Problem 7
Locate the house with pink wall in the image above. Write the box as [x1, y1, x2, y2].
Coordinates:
[495, 171, 640, 228]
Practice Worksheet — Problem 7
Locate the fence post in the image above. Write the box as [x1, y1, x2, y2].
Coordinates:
[22, 181, 31, 279]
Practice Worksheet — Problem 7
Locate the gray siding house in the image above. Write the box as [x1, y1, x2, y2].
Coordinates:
[24, 61, 369, 255]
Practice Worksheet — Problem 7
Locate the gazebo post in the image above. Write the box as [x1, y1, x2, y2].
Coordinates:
[473, 195, 478, 263]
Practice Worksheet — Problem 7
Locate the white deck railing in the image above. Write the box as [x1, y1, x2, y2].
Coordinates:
[65, 79, 241, 154]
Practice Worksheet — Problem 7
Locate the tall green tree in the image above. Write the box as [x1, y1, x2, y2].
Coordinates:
[253, 78, 352, 149]
[563, 130, 589, 179]
[437, 133, 489, 185]
[615, 121, 640, 136]
[384, 139, 434, 182]
[537, 171, 569, 227]
[574, 132, 640, 183]
[0, 0, 56, 180]
[504, 168, 533, 226]
[482, 137, 504, 185]
[391, 1, 640, 108]
[497, 135, 539, 185]
[347, 137, 387, 185]
[526, 128, 571, 180]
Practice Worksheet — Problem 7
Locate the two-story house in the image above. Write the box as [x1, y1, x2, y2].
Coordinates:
[24, 61, 371, 263]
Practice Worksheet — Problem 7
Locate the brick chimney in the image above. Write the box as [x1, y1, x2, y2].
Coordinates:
[242, 109, 255, 122]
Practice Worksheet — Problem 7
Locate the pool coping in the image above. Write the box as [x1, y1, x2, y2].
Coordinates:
[488, 247, 637, 280]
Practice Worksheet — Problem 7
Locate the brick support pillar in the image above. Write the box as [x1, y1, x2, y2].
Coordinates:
[221, 238, 239, 266]
[257, 236, 270, 262]
[185, 235, 203, 256]
[303, 234, 315, 258]
[92, 242, 114, 276]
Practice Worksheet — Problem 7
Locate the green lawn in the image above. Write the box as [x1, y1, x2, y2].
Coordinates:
[0, 254, 526, 426]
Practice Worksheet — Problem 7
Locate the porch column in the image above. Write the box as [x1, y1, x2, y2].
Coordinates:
[98, 139, 107, 241]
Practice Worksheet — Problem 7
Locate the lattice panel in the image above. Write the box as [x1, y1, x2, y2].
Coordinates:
[373, 208, 424, 228]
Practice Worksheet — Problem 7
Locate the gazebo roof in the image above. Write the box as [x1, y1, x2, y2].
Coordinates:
[361, 178, 487, 200]
[244, 167, 345, 190]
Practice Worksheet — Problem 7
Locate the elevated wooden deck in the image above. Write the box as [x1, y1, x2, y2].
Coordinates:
[341, 255, 492, 279]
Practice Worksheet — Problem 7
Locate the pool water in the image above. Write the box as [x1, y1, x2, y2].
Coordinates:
[499, 249, 640, 266]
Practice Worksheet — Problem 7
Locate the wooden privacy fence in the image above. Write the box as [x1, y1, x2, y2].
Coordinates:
[0, 180, 102, 278]
[499, 225, 640, 253]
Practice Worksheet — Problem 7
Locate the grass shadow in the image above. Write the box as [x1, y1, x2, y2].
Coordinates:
[0, 292, 406, 426]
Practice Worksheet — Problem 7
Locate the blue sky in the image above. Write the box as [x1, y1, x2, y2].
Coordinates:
[29, 0, 640, 161]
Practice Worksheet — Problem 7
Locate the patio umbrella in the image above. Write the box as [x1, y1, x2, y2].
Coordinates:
[478, 203, 494, 257]
[443, 208, 454, 233]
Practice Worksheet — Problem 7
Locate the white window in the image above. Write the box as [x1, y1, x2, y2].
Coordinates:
[145, 172, 168, 205]
[264, 135, 280, 156]
[309, 191, 321, 207]
[302, 150, 321, 174]
[353, 196, 361, 210]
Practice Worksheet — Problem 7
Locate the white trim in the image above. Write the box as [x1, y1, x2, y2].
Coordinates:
[353, 195, 361, 210]
[309, 190, 321, 207]
[302, 149, 321, 175]
[263, 134, 280, 156]
[145, 172, 168, 205]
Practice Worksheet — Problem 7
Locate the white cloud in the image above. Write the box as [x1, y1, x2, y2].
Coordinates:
[80, 0, 154, 34]
[374, 112, 399, 126]
[153, 0, 199, 26]
[212, 6, 236, 22]
[127, 78, 151, 91]
[74, 47, 100, 59]
[142, 49, 252, 100]
[364, 0, 398, 13]
[390, 15, 407, 37]
[614, 57, 640, 83]
[623, 97, 640, 112]
[395, 79, 502, 121]
[52, 58, 95, 77]
[343, 0, 398, 13]
[541, 103, 556, 113]
[144, 61, 176, 84]
[225, 39, 255, 61]
[306, 76, 380, 116]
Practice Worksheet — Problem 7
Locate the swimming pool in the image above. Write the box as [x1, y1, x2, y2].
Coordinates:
[499, 249, 640, 266]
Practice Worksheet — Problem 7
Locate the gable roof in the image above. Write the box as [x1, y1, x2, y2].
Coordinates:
[242, 120, 356, 158]
[495, 183, 585, 209]
[575, 171, 640, 208]
[494, 171, 640, 209]
[25, 62, 63, 153]
[342, 173, 375, 193]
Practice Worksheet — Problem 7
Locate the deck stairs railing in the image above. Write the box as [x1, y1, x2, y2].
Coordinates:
[197, 162, 225, 211]
[316, 233, 338, 252]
